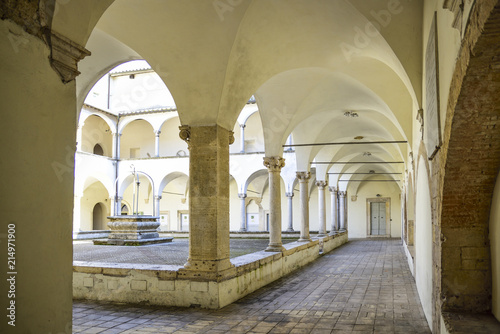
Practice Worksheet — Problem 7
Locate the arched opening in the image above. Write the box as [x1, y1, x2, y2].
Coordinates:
[92, 202, 108, 230]
[121, 204, 129, 215]
[93, 143, 104, 156]
[80, 115, 113, 157]
[120, 119, 155, 159]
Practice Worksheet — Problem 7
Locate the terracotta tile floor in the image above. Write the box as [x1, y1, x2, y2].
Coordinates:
[73, 239, 431, 333]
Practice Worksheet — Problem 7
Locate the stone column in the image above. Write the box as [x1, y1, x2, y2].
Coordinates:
[240, 124, 246, 153]
[179, 125, 234, 273]
[338, 191, 347, 230]
[154, 195, 162, 217]
[297, 171, 312, 242]
[115, 196, 122, 216]
[264, 156, 285, 252]
[286, 192, 294, 232]
[154, 130, 161, 157]
[238, 193, 247, 231]
[316, 180, 327, 237]
[329, 186, 338, 234]
[112, 132, 121, 159]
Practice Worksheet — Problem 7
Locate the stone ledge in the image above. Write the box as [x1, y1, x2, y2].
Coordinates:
[73, 232, 348, 308]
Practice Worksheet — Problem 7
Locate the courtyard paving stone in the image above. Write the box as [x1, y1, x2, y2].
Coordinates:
[74, 239, 431, 333]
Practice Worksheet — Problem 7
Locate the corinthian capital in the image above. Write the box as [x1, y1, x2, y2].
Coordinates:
[338, 191, 347, 197]
[316, 180, 328, 188]
[263, 156, 285, 172]
[328, 186, 337, 193]
[296, 171, 311, 181]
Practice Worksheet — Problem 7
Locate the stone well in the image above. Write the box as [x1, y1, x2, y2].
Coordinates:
[94, 215, 173, 246]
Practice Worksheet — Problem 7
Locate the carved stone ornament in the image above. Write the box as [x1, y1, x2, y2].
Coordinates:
[296, 171, 311, 181]
[238, 193, 247, 199]
[316, 180, 328, 188]
[229, 130, 235, 145]
[328, 186, 337, 193]
[179, 125, 191, 143]
[285, 192, 294, 198]
[338, 191, 347, 197]
[263, 156, 285, 172]
[42, 29, 91, 83]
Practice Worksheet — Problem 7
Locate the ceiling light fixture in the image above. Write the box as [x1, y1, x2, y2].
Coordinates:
[344, 110, 359, 117]
[354, 136, 364, 140]
[363, 152, 372, 156]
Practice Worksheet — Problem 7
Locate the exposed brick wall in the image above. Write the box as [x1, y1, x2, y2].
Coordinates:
[433, 0, 500, 331]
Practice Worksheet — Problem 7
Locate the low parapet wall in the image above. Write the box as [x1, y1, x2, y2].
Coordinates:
[73, 231, 348, 308]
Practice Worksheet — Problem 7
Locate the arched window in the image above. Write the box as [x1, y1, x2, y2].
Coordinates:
[121, 204, 129, 215]
[93, 143, 104, 156]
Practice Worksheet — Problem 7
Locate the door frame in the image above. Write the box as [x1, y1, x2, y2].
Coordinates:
[366, 197, 391, 237]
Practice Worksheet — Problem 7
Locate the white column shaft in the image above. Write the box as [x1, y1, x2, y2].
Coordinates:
[317, 181, 327, 237]
[240, 125, 245, 153]
[155, 131, 161, 157]
[297, 172, 311, 242]
[339, 192, 346, 230]
[286, 193, 294, 232]
[239, 194, 247, 231]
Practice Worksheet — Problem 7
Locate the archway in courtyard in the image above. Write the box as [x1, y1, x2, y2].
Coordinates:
[92, 202, 108, 230]
[438, 2, 500, 327]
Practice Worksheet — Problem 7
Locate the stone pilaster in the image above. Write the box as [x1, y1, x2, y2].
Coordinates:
[297, 171, 311, 242]
[286, 192, 294, 232]
[238, 193, 247, 232]
[338, 191, 347, 230]
[264, 156, 285, 252]
[316, 180, 328, 237]
[329, 186, 338, 234]
[178, 125, 234, 274]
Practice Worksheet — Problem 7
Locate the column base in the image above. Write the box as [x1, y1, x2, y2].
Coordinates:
[286, 228, 295, 232]
[182, 258, 234, 273]
[298, 237, 312, 242]
[239, 228, 247, 232]
[317, 233, 327, 238]
[265, 244, 285, 252]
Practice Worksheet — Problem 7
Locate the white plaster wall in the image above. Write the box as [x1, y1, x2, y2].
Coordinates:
[81, 115, 113, 157]
[229, 179, 241, 231]
[489, 171, 500, 321]
[80, 182, 111, 231]
[243, 112, 265, 153]
[109, 70, 174, 112]
[414, 157, 433, 328]
[0, 19, 74, 333]
[159, 176, 189, 231]
[120, 120, 155, 158]
[159, 117, 189, 157]
[347, 182, 401, 239]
